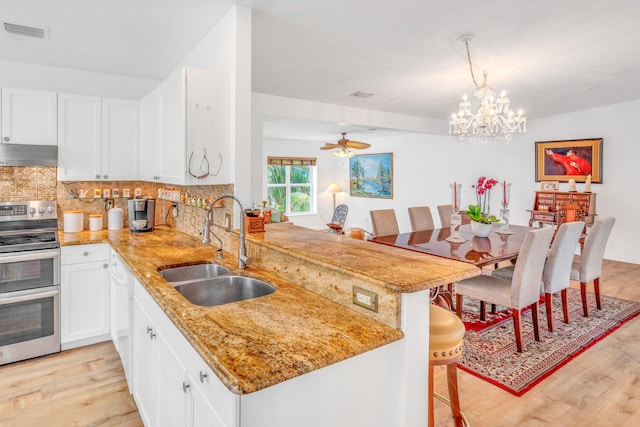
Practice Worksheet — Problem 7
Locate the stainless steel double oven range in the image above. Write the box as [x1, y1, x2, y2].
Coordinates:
[0, 200, 60, 365]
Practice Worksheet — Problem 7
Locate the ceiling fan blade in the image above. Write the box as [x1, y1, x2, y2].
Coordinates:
[320, 143, 342, 150]
[344, 141, 371, 149]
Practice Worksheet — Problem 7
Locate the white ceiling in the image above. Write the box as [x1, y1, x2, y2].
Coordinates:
[2, 0, 640, 140]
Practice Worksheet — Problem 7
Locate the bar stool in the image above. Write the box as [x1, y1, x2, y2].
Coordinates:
[429, 304, 469, 427]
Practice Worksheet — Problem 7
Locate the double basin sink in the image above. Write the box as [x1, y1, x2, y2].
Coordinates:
[159, 263, 275, 306]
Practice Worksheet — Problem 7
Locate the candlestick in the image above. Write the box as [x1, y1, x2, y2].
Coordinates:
[502, 181, 511, 206]
[450, 182, 462, 213]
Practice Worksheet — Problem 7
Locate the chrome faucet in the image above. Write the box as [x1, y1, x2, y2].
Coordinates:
[206, 194, 251, 269]
[201, 208, 224, 260]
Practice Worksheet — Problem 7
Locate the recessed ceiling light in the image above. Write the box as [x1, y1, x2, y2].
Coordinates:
[348, 91, 375, 98]
[4, 22, 50, 39]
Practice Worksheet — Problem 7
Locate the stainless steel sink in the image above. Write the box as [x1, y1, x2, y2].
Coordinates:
[159, 263, 230, 284]
[175, 276, 275, 306]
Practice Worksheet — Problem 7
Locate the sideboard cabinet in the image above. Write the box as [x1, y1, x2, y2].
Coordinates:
[528, 191, 596, 228]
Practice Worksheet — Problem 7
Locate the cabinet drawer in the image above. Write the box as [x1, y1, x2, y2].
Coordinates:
[62, 243, 110, 265]
[572, 194, 590, 202]
[537, 193, 554, 200]
[533, 213, 556, 222]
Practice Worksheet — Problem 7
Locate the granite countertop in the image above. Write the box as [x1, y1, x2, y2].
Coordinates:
[249, 224, 480, 293]
[58, 227, 404, 395]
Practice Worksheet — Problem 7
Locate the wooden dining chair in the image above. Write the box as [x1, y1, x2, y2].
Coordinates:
[326, 204, 348, 234]
[370, 209, 399, 237]
[408, 206, 435, 232]
[455, 227, 555, 352]
[570, 217, 616, 317]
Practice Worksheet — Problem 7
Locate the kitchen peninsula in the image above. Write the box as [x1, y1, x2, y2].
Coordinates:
[59, 224, 479, 426]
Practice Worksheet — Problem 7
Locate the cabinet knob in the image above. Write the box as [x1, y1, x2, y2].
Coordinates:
[103, 263, 108, 269]
[182, 381, 190, 393]
[3, 137, 9, 142]
[83, 251, 89, 256]
[199, 371, 208, 383]
[103, 175, 108, 179]
[96, 174, 101, 179]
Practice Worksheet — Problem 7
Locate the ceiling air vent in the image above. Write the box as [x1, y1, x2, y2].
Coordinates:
[4, 22, 49, 39]
[348, 91, 375, 98]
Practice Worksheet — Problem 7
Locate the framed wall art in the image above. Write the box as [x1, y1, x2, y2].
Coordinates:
[349, 153, 393, 199]
[540, 181, 559, 191]
[535, 138, 602, 183]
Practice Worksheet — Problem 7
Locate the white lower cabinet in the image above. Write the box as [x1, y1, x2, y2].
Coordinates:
[60, 244, 111, 350]
[132, 279, 237, 427]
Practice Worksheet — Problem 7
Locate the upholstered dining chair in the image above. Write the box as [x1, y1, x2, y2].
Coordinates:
[437, 204, 470, 228]
[408, 206, 435, 232]
[437, 204, 453, 227]
[455, 227, 555, 352]
[327, 204, 348, 234]
[570, 216, 616, 317]
[370, 209, 399, 237]
[493, 221, 585, 331]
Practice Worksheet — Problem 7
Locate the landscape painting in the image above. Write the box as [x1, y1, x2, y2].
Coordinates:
[349, 153, 393, 199]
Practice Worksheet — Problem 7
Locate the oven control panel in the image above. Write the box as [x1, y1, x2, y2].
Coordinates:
[0, 201, 57, 221]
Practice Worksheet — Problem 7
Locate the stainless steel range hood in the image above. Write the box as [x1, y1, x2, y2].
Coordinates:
[0, 143, 58, 166]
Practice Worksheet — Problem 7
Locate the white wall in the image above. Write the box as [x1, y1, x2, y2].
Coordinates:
[255, 94, 639, 264]
[173, 5, 252, 199]
[0, 58, 158, 99]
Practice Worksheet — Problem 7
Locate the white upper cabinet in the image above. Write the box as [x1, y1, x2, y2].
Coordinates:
[1, 88, 57, 145]
[139, 67, 230, 185]
[58, 94, 138, 181]
[102, 98, 139, 180]
[57, 94, 102, 180]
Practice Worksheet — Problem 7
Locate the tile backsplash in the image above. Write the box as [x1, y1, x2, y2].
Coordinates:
[0, 166, 57, 200]
[2, 166, 234, 245]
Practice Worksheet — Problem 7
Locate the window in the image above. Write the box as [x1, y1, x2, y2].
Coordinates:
[267, 157, 316, 215]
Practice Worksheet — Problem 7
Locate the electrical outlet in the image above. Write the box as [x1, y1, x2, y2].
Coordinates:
[105, 199, 114, 211]
[172, 204, 178, 218]
[352, 286, 378, 312]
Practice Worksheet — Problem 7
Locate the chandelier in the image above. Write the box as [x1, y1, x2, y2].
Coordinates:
[449, 35, 526, 143]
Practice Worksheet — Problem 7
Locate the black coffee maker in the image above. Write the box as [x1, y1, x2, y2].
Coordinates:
[127, 196, 155, 232]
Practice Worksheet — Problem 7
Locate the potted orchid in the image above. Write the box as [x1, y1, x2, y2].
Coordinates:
[466, 176, 499, 236]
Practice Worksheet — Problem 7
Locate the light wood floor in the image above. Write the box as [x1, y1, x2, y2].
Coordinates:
[0, 341, 142, 426]
[1, 260, 637, 426]
[433, 259, 640, 426]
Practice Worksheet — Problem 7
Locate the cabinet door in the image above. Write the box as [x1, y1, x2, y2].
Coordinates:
[159, 69, 186, 184]
[156, 329, 188, 427]
[190, 381, 227, 427]
[1, 88, 57, 145]
[139, 90, 162, 181]
[57, 94, 102, 180]
[60, 260, 110, 348]
[133, 297, 158, 427]
[102, 98, 139, 180]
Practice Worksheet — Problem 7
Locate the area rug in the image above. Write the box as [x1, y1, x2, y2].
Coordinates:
[457, 288, 640, 396]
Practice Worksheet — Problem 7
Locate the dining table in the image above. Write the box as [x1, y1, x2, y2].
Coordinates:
[369, 223, 534, 267]
[370, 223, 534, 315]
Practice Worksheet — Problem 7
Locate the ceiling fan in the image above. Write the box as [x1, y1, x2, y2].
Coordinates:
[320, 132, 371, 158]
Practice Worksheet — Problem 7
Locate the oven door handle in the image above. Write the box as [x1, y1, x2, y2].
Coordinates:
[0, 249, 60, 264]
[0, 287, 59, 305]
